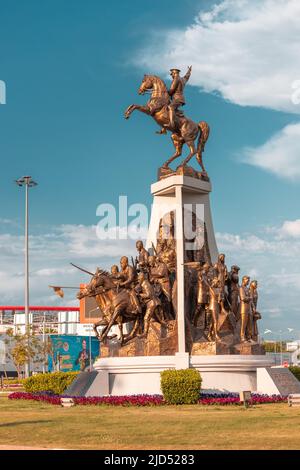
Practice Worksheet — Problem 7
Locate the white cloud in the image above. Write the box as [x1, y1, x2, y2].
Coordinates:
[279, 219, 300, 238]
[136, 0, 300, 114]
[240, 123, 300, 180]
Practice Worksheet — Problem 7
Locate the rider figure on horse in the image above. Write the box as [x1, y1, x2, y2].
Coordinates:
[110, 264, 122, 287]
[125, 66, 210, 175]
[159, 65, 192, 134]
[119, 256, 142, 314]
[168, 66, 192, 131]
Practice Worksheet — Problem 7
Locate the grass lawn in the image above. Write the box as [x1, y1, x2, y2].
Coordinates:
[0, 399, 300, 450]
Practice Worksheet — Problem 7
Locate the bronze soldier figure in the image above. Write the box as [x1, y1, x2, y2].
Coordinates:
[167, 66, 192, 132]
[148, 255, 172, 303]
[111, 265, 119, 276]
[214, 253, 228, 290]
[119, 256, 141, 314]
[136, 272, 161, 337]
[155, 218, 176, 278]
[250, 280, 261, 342]
[207, 277, 223, 342]
[136, 240, 149, 272]
[156, 223, 169, 259]
[228, 265, 240, 320]
[239, 276, 252, 342]
[110, 264, 122, 287]
[157, 241, 176, 275]
[194, 263, 211, 328]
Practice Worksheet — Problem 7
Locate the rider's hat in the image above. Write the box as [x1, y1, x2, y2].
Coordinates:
[170, 68, 181, 73]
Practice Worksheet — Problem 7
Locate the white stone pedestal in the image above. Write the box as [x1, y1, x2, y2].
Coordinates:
[92, 354, 274, 396]
[190, 355, 274, 393]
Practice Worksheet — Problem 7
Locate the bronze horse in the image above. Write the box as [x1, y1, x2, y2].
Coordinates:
[77, 270, 166, 344]
[124, 75, 210, 175]
[77, 270, 141, 344]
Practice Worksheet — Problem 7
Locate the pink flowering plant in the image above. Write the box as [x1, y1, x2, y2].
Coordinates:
[8, 391, 287, 406]
[198, 393, 287, 405]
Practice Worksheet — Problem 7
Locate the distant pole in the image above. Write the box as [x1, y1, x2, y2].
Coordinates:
[89, 326, 92, 371]
[15, 176, 38, 378]
[279, 330, 283, 366]
[42, 312, 46, 374]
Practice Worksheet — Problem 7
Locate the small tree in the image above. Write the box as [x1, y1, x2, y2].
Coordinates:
[5, 327, 44, 378]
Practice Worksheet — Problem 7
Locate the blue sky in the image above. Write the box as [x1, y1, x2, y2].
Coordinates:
[1, 0, 300, 338]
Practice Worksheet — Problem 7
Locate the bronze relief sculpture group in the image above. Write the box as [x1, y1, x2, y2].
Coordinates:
[77, 231, 261, 348]
[77, 229, 177, 344]
[191, 256, 261, 344]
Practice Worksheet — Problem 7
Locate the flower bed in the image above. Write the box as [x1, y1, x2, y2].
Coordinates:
[8, 392, 164, 406]
[199, 393, 287, 405]
[8, 392, 62, 405]
[8, 391, 287, 406]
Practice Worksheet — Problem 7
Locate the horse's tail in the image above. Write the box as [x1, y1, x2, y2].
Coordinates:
[196, 121, 210, 174]
[197, 121, 210, 155]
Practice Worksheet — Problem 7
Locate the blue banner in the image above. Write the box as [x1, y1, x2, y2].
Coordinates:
[48, 335, 100, 372]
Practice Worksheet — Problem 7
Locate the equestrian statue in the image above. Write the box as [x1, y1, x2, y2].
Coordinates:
[124, 66, 210, 177]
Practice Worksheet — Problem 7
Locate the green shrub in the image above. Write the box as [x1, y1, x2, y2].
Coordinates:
[23, 371, 79, 395]
[289, 366, 300, 382]
[160, 369, 202, 405]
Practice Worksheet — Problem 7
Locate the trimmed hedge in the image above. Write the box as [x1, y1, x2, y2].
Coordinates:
[160, 369, 202, 405]
[23, 372, 79, 395]
[289, 366, 300, 382]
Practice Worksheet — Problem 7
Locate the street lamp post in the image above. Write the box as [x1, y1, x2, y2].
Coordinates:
[279, 330, 283, 366]
[42, 312, 46, 374]
[15, 176, 38, 377]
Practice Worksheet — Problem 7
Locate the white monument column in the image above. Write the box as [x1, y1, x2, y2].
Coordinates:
[175, 184, 185, 354]
[146, 175, 219, 367]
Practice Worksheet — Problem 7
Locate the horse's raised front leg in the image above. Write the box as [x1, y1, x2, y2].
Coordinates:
[93, 320, 102, 339]
[124, 104, 150, 119]
[162, 133, 184, 168]
[98, 308, 119, 342]
[117, 317, 124, 344]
